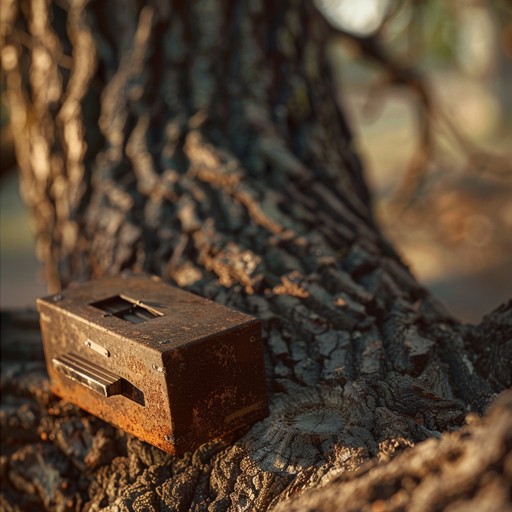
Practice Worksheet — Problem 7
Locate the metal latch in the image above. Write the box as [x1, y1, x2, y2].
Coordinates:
[52, 353, 123, 397]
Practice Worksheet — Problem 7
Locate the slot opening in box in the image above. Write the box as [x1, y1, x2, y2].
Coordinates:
[90, 295, 162, 324]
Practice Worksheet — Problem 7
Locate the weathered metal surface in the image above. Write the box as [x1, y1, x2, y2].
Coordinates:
[37, 273, 269, 454]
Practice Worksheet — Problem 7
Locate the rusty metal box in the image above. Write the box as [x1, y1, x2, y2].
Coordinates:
[37, 273, 268, 454]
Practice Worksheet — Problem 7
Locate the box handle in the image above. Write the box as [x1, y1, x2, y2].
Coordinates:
[52, 353, 123, 397]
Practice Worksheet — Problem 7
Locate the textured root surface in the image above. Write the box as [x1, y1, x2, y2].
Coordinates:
[274, 391, 512, 512]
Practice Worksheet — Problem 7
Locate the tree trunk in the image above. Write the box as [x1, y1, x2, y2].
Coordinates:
[1, 1, 511, 511]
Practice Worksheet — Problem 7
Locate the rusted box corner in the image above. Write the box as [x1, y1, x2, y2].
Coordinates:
[37, 273, 269, 454]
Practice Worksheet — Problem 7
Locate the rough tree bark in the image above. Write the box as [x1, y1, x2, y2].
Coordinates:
[1, 1, 511, 511]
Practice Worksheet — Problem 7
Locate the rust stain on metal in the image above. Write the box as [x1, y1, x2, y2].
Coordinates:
[37, 273, 269, 454]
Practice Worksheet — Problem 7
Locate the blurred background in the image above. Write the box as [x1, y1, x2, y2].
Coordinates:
[1, 0, 511, 323]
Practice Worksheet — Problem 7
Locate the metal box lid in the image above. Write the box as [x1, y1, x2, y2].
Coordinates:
[37, 273, 259, 352]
